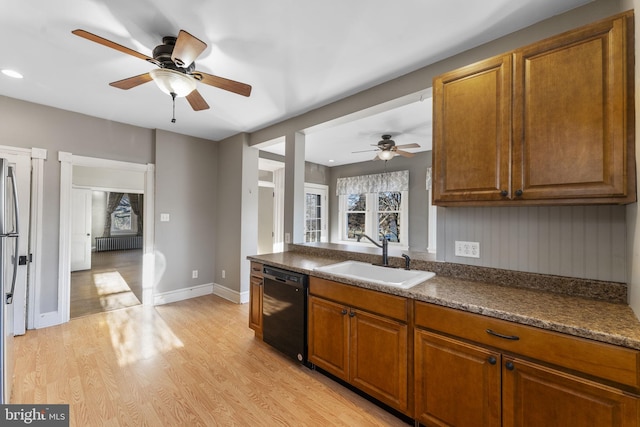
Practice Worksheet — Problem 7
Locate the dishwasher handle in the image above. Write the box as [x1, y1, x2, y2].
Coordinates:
[263, 266, 307, 289]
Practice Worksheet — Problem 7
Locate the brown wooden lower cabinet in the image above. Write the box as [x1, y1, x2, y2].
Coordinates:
[502, 357, 639, 427]
[256, 271, 639, 426]
[414, 330, 501, 426]
[248, 262, 263, 338]
[414, 329, 640, 427]
[308, 294, 409, 414]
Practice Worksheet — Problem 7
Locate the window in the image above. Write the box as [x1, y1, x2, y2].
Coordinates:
[346, 193, 366, 239]
[378, 191, 402, 243]
[337, 171, 409, 248]
[112, 194, 132, 233]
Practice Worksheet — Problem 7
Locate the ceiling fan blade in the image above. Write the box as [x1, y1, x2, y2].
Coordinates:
[194, 71, 252, 97]
[395, 149, 416, 158]
[395, 143, 421, 149]
[109, 73, 153, 90]
[186, 90, 210, 111]
[72, 29, 157, 65]
[172, 30, 207, 67]
[352, 148, 379, 153]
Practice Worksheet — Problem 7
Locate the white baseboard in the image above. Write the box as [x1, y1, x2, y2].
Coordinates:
[35, 311, 63, 329]
[213, 283, 249, 304]
[154, 283, 213, 306]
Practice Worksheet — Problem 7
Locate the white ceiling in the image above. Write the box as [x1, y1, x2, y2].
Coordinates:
[1, 0, 591, 166]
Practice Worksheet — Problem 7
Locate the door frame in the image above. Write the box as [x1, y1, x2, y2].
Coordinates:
[0, 146, 46, 333]
[58, 152, 155, 324]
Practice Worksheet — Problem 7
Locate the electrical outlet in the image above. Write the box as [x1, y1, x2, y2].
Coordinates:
[455, 241, 480, 258]
[222, 270, 226, 279]
[285, 233, 291, 244]
[192, 270, 198, 279]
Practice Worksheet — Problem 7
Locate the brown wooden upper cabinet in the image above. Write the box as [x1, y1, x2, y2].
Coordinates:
[433, 12, 635, 206]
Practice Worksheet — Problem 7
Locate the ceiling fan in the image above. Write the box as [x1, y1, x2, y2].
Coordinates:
[72, 29, 252, 122]
[353, 134, 421, 161]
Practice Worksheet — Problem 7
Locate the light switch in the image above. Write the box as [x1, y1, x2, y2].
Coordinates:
[160, 213, 170, 222]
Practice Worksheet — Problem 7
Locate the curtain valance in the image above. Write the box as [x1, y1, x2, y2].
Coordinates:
[336, 170, 409, 196]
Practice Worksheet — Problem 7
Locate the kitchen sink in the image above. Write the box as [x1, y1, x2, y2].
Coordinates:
[314, 260, 435, 289]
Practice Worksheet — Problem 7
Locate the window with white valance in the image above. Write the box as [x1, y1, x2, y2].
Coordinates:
[337, 170, 409, 248]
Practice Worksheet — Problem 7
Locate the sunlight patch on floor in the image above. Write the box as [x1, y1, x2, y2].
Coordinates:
[92, 270, 141, 311]
[104, 306, 184, 367]
[93, 271, 133, 295]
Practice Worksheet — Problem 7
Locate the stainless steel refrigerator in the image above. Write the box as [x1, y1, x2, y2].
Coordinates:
[0, 158, 20, 404]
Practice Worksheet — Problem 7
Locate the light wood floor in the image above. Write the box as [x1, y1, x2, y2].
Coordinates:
[12, 295, 409, 426]
[70, 250, 143, 319]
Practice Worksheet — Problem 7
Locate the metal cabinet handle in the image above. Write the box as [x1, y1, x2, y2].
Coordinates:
[515, 189, 523, 197]
[505, 361, 515, 371]
[500, 190, 508, 197]
[348, 310, 356, 318]
[486, 329, 520, 341]
[488, 356, 497, 365]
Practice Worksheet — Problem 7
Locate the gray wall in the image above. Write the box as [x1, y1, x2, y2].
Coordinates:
[216, 133, 259, 297]
[155, 130, 218, 293]
[0, 96, 220, 314]
[0, 96, 154, 314]
[438, 205, 627, 282]
[329, 151, 432, 251]
[305, 161, 331, 186]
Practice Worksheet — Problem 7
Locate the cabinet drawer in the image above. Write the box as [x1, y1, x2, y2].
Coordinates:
[310, 277, 408, 322]
[415, 302, 640, 390]
[250, 261, 263, 278]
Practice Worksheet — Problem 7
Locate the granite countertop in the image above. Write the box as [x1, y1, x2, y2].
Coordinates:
[248, 248, 640, 351]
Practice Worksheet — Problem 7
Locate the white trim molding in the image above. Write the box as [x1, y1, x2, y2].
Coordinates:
[154, 283, 213, 306]
[58, 152, 155, 324]
[29, 150, 47, 329]
[214, 283, 247, 304]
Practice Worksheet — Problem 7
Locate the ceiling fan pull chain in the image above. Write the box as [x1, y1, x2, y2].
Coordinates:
[171, 92, 177, 123]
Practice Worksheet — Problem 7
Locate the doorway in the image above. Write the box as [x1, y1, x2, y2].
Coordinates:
[70, 188, 145, 318]
[304, 183, 328, 243]
[58, 152, 155, 324]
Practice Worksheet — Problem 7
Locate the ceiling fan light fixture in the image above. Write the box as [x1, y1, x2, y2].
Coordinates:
[378, 150, 395, 161]
[150, 68, 196, 97]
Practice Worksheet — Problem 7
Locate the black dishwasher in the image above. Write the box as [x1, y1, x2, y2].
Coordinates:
[262, 266, 308, 364]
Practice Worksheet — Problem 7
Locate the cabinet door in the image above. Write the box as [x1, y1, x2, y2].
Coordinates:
[433, 53, 512, 203]
[350, 309, 408, 413]
[248, 275, 263, 336]
[415, 330, 501, 427]
[513, 14, 634, 202]
[307, 296, 349, 380]
[503, 357, 639, 427]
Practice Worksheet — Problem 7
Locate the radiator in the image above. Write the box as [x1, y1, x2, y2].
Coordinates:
[95, 235, 143, 252]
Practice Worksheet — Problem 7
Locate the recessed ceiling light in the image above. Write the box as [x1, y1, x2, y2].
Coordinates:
[328, 159, 335, 163]
[2, 69, 23, 79]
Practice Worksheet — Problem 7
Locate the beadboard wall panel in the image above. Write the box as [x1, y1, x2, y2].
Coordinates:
[439, 205, 626, 283]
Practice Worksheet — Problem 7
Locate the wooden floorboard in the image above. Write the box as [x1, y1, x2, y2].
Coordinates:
[70, 250, 143, 319]
[12, 295, 409, 426]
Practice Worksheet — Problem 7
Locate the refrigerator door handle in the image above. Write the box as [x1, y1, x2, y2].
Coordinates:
[5, 165, 19, 305]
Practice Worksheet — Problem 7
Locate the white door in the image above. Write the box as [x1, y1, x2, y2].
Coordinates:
[304, 183, 328, 243]
[70, 188, 92, 272]
[0, 152, 31, 337]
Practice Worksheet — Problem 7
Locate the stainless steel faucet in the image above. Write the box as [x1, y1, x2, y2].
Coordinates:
[356, 233, 389, 266]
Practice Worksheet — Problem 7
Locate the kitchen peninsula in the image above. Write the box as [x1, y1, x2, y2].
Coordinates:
[248, 243, 640, 426]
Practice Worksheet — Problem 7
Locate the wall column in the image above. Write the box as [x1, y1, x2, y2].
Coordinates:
[284, 132, 305, 246]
